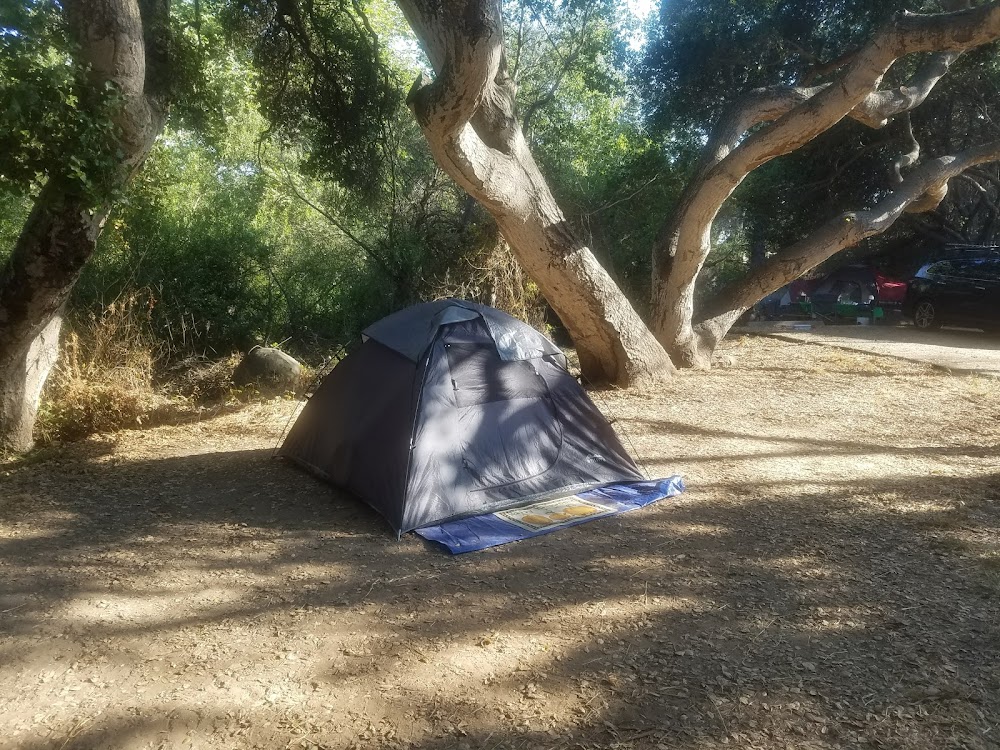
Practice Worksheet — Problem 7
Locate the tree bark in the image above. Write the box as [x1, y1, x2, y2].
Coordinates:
[651, 2, 1000, 368]
[395, 0, 673, 386]
[0, 311, 63, 454]
[0, 0, 169, 454]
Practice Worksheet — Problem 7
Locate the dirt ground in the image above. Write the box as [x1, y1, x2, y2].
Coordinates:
[1, 336, 998, 750]
[744, 323, 1000, 377]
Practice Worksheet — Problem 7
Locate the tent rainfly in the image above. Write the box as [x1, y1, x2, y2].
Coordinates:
[279, 299, 644, 534]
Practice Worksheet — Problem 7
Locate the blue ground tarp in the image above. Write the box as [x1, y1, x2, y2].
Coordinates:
[415, 476, 684, 554]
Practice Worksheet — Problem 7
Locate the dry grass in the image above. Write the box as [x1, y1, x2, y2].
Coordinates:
[428, 235, 549, 332]
[35, 293, 268, 446]
[36, 293, 165, 443]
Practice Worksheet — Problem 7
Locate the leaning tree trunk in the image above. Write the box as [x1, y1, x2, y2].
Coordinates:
[0, 0, 169, 454]
[649, 2, 1000, 369]
[395, 0, 673, 386]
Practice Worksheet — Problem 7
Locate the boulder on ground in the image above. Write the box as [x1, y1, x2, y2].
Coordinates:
[231, 347, 302, 394]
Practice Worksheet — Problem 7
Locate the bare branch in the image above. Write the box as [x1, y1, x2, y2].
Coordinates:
[521, 5, 596, 134]
[958, 172, 1000, 216]
[907, 213, 969, 244]
[274, 169, 400, 279]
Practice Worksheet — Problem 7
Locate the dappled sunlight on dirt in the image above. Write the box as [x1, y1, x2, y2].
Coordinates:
[1, 338, 998, 749]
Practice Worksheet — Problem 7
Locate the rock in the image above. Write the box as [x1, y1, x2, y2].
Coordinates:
[231, 347, 302, 394]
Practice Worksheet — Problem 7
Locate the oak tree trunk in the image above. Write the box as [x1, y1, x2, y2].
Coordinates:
[0, 0, 169, 453]
[0, 312, 63, 454]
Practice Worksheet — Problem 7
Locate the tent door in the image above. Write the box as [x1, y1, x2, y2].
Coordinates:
[445, 342, 563, 490]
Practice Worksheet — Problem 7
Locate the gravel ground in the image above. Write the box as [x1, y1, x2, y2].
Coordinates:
[1, 336, 998, 750]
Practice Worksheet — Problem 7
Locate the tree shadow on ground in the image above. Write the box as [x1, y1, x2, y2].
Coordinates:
[1, 436, 998, 749]
[631, 417, 1000, 464]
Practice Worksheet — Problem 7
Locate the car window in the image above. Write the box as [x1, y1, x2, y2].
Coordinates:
[956, 259, 998, 281]
[927, 260, 958, 277]
[954, 261, 981, 279]
[976, 258, 1000, 281]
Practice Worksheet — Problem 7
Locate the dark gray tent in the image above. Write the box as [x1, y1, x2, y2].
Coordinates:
[279, 300, 643, 534]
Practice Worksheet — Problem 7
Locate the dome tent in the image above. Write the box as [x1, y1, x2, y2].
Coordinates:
[279, 299, 644, 534]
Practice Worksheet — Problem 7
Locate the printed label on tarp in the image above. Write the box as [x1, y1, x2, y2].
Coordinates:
[495, 496, 616, 531]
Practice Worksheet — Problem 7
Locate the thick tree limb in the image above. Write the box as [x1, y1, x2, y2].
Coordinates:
[401, 1, 505, 141]
[693, 140, 1000, 353]
[651, 2, 1000, 364]
[693, 48, 966, 187]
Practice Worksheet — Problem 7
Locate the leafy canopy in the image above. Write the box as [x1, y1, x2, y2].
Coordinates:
[0, 0, 125, 204]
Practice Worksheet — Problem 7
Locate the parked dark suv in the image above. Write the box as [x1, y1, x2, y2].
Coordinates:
[903, 256, 1000, 331]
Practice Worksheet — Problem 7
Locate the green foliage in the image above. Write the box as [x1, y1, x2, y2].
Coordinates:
[79, 126, 287, 355]
[509, 0, 686, 308]
[222, 0, 402, 192]
[0, 0, 126, 206]
[0, 191, 31, 260]
[168, 0, 261, 143]
[74, 79, 477, 359]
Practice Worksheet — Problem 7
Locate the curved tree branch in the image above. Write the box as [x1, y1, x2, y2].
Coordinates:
[396, 0, 674, 384]
[893, 113, 920, 184]
[652, 1, 1000, 362]
[693, 140, 1000, 353]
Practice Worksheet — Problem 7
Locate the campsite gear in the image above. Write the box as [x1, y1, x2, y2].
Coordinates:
[279, 299, 645, 534]
[415, 477, 684, 554]
[790, 265, 908, 308]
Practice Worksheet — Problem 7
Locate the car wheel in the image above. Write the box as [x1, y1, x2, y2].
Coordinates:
[913, 299, 940, 330]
